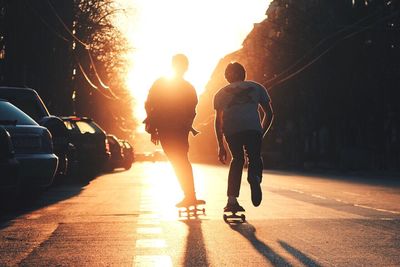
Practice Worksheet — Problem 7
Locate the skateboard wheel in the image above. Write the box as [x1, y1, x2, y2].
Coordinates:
[241, 214, 246, 222]
[202, 208, 205, 214]
[223, 214, 228, 222]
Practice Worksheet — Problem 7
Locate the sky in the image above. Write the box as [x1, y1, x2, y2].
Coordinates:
[112, 0, 271, 122]
[111, 1, 270, 151]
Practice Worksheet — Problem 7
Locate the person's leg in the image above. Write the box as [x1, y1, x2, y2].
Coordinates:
[243, 130, 263, 206]
[169, 150, 196, 199]
[225, 132, 245, 198]
[244, 131, 263, 182]
[160, 131, 196, 201]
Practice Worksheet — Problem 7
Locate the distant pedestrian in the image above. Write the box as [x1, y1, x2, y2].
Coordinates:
[213, 62, 274, 211]
[144, 54, 203, 207]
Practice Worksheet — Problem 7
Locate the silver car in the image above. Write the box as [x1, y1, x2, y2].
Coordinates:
[0, 99, 58, 188]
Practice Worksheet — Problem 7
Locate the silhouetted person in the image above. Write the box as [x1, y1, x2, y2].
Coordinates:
[145, 54, 203, 207]
[214, 62, 274, 211]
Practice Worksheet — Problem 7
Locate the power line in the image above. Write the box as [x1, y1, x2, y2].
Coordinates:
[76, 59, 116, 100]
[267, 9, 400, 90]
[46, 0, 89, 48]
[263, 8, 383, 87]
[45, 0, 120, 100]
[88, 50, 109, 89]
[87, 49, 120, 100]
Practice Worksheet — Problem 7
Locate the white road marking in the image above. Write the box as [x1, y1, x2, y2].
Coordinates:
[353, 204, 400, 215]
[139, 214, 160, 219]
[137, 219, 160, 225]
[380, 218, 396, 221]
[136, 239, 166, 248]
[335, 198, 351, 205]
[290, 189, 304, 194]
[311, 194, 327, 200]
[139, 208, 157, 213]
[137, 228, 162, 235]
[133, 255, 172, 267]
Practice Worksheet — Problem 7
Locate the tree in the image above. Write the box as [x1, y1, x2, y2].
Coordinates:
[72, 0, 136, 140]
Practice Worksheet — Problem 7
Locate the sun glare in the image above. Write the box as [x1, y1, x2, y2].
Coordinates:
[114, 0, 269, 118]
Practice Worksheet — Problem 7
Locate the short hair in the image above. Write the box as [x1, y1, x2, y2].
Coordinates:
[225, 62, 246, 83]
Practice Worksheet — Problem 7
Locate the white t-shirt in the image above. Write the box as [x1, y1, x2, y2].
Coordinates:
[213, 80, 270, 136]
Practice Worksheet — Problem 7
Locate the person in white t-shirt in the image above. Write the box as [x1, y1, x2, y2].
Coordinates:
[213, 62, 274, 211]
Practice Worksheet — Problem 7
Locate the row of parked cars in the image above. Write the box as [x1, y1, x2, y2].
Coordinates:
[0, 86, 134, 201]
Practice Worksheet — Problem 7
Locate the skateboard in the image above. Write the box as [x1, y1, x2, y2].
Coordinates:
[223, 209, 246, 223]
[177, 200, 206, 218]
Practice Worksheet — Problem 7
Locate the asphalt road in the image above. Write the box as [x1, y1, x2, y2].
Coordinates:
[0, 162, 399, 266]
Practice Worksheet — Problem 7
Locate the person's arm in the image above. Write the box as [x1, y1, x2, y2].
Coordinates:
[214, 109, 227, 164]
[260, 101, 274, 138]
[145, 82, 160, 145]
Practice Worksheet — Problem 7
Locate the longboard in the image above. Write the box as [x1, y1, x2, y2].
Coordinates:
[223, 211, 246, 223]
[177, 200, 206, 218]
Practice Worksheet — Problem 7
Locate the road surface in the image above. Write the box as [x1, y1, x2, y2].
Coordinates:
[0, 162, 399, 266]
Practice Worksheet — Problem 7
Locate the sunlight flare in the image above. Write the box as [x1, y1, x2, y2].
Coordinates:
[113, 0, 270, 126]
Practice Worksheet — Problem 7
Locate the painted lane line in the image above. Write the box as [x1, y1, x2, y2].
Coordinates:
[137, 227, 162, 235]
[136, 239, 167, 248]
[290, 189, 304, 194]
[335, 198, 350, 204]
[311, 194, 327, 200]
[139, 214, 160, 219]
[353, 204, 400, 215]
[133, 255, 172, 267]
[380, 218, 395, 221]
[137, 219, 160, 225]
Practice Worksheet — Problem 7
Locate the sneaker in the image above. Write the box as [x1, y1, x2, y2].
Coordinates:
[249, 176, 262, 207]
[224, 202, 245, 212]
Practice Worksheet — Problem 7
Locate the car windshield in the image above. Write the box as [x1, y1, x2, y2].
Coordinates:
[75, 121, 96, 134]
[0, 101, 38, 125]
[124, 142, 131, 149]
[0, 94, 48, 122]
[64, 121, 75, 130]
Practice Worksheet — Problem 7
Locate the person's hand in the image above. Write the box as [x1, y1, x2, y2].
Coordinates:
[218, 146, 227, 164]
[151, 132, 159, 145]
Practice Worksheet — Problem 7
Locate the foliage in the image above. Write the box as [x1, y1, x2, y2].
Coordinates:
[73, 0, 136, 139]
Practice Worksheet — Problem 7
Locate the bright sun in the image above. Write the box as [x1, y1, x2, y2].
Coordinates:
[113, 0, 270, 128]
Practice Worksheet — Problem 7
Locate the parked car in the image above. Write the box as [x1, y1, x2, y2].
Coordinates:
[0, 87, 69, 176]
[0, 99, 58, 188]
[0, 126, 19, 199]
[105, 135, 134, 171]
[120, 139, 134, 169]
[61, 116, 110, 174]
[106, 134, 125, 171]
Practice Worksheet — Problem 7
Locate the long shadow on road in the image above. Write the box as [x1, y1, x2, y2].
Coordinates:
[278, 240, 322, 267]
[182, 219, 209, 267]
[230, 223, 322, 266]
[230, 223, 292, 266]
